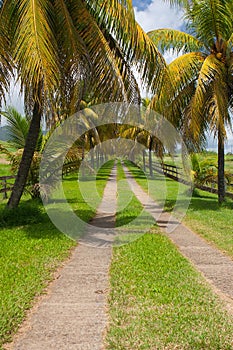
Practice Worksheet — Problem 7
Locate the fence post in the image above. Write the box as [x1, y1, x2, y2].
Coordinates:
[2, 178, 7, 199]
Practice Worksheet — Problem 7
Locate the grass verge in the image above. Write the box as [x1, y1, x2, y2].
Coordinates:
[0, 160, 113, 348]
[106, 163, 233, 349]
[125, 160, 233, 259]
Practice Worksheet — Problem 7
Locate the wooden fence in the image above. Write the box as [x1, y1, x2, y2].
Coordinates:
[0, 175, 16, 199]
[0, 160, 82, 200]
[152, 161, 182, 182]
[151, 161, 233, 199]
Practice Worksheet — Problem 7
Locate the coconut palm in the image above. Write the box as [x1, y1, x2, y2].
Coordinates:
[1, 106, 43, 151]
[148, 0, 233, 203]
[0, 107, 44, 197]
[1, 0, 165, 208]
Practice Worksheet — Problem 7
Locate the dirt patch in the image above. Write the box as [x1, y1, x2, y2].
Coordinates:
[0, 157, 9, 165]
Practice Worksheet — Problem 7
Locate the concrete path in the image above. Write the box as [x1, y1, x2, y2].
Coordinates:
[5, 163, 233, 350]
[7, 167, 118, 350]
[123, 165, 233, 314]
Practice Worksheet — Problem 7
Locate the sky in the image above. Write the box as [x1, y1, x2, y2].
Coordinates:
[132, 0, 228, 150]
[133, 0, 184, 63]
[133, 0, 183, 32]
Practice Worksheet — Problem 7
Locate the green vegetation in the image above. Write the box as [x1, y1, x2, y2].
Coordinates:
[0, 215, 75, 348]
[106, 162, 233, 349]
[0, 163, 11, 177]
[125, 160, 233, 259]
[116, 161, 144, 227]
[107, 233, 233, 350]
[2, 0, 163, 210]
[148, 0, 233, 203]
[0, 161, 113, 348]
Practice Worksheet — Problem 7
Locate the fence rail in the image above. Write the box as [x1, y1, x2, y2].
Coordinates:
[152, 161, 183, 181]
[0, 175, 16, 199]
[151, 161, 233, 199]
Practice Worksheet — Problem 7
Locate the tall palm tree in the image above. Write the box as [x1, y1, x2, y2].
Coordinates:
[148, 0, 233, 203]
[0, 0, 165, 208]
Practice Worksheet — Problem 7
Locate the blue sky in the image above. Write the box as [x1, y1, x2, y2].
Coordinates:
[133, 0, 183, 62]
[132, 0, 153, 11]
[133, 0, 183, 33]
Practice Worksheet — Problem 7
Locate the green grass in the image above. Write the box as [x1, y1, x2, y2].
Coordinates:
[107, 233, 233, 350]
[0, 141, 14, 177]
[125, 160, 233, 259]
[106, 162, 233, 349]
[115, 161, 155, 245]
[0, 161, 113, 348]
[162, 151, 233, 174]
[0, 163, 11, 177]
[116, 161, 143, 227]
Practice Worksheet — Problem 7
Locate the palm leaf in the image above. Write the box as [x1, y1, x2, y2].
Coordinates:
[0, 3, 14, 105]
[73, 4, 129, 102]
[1, 107, 29, 149]
[1, 106, 43, 150]
[150, 52, 204, 116]
[86, 0, 166, 93]
[7, 0, 59, 99]
[190, 54, 230, 139]
[186, 0, 233, 45]
[148, 29, 204, 54]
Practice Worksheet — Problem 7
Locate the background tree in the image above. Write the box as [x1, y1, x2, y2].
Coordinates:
[1, 0, 165, 209]
[148, 0, 233, 203]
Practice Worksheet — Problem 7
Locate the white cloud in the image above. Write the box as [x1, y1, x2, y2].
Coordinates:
[134, 0, 183, 33]
[133, 0, 184, 94]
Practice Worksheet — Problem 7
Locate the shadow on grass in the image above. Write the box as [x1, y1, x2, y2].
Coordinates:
[0, 198, 94, 232]
[0, 199, 49, 228]
[189, 196, 233, 211]
[116, 213, 154, 227]
[163, 195, 233, 213]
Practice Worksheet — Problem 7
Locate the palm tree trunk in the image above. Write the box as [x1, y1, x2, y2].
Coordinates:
[142, 149, 146, 172]
[7, 100, 42, 209]
[149, 137, 153, 177]
[218, 129, 225, 204]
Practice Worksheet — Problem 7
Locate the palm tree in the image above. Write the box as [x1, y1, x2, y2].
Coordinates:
[1, 0, 165, 208]
[148, 0, 233, 203]
[1, 106, 43, 151]
[0, 107, 44, 197]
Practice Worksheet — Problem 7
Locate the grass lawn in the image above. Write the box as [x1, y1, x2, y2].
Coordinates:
[125, 160, 233, 259]
[162, 151, 233, 173]
[106, 162, 233, 349]
[0, 141, 15, 177]
[0, 160, 113, 348]
[0, 163, 11, 177]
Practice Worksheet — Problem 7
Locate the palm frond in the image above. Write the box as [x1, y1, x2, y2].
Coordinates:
[162, 0, 191, 8]
[1, 107, 29, 149]
[194, 54, 225, 104]
[8, 0, 59, 100]
[186, 0, 233, 45]
[1, 106, 43, 150]
[190, 54, 229, 139]
[0, 3, 14, 105]
[148, 29, 204, 54]
[150, 52, 204, 115]
[86, 0, 166, 94]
